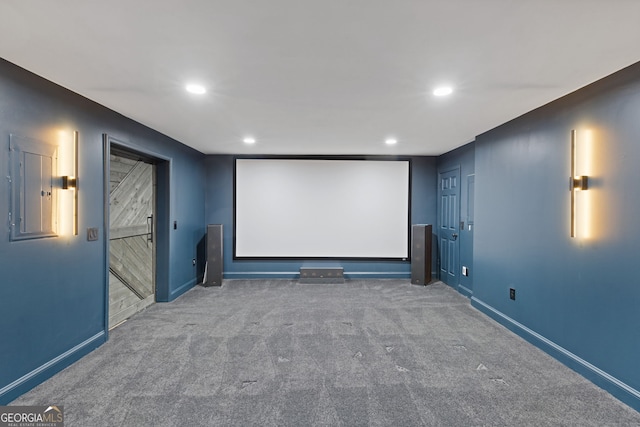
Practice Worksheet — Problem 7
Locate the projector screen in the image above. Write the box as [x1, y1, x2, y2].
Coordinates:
[234, 158, 410, 259]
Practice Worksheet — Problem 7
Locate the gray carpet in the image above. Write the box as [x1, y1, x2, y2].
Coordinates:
[11, 280, 640, 426]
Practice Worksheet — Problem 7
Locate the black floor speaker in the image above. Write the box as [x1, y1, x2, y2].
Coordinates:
[411, 224, 433, 285]
[204, 224, 223, 286]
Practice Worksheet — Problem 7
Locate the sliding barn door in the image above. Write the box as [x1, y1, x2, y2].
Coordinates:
[108, 153, 155, 329]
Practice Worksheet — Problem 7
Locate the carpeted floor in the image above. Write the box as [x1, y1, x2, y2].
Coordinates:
[11, 280, 640, 426]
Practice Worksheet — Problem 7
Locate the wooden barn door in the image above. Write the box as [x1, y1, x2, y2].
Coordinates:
[108, 152, 156, 329]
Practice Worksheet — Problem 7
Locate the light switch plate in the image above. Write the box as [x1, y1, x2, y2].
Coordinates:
[87, 227, 99, 241]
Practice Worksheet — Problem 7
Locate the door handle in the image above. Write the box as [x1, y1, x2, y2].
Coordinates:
[452, 233, 458, 240]
[147, 215, 153, 244]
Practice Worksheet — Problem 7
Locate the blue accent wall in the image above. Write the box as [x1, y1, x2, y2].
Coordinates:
[471, 62, 640, 410]
[204, 155, 437, 278]
[0, 59, 205, 403]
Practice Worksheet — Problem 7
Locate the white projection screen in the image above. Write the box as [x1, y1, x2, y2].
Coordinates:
[234, 158, 410, 259]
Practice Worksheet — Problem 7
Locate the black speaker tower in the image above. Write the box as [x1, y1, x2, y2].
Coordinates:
[204, 224, 223, 287]
[411, 224, 433, 285]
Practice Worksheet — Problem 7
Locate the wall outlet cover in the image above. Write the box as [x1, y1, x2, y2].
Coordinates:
[87, 227, 99, 241]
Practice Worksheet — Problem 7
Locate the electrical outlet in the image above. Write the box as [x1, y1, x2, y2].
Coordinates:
[509, 288, 516, 300]
[87, 227, 99, 241]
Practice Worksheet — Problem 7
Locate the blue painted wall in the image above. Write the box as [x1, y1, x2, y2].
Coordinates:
[0, 59, 205, 403]
[205, 155, 437, 278]
[437, 142, 475, 295]
[471, 62, 640, 410]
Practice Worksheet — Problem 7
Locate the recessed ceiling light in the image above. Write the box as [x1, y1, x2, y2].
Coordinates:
[243, 137, 256, 144]
[186, 84, 206, 95]
[433, 86, 453, 97]
[385, 138, 398, 145]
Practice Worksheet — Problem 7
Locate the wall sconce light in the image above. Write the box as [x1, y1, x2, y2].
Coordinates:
[72, 131, 78, 235]
[61, 175, 77, 189]
[571, 175, 588, 191]
[570, 129, 589, 238]
[59, 131, 79, 235]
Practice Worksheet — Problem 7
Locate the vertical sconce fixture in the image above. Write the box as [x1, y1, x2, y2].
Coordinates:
[61, 175, 76, 189]
[570, 129, 589, 238]
[72, 130, 78, 235]
[60, 131, 79, 235]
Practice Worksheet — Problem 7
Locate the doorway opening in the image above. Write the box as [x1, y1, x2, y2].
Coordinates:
[108, 149, 156, 329]
[103, 135, 170, 331]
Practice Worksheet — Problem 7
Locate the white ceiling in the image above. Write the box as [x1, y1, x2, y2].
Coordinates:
[1, 1, 639, 156]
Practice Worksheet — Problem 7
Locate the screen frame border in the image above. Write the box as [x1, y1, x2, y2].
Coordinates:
[232, 155, 413, 261]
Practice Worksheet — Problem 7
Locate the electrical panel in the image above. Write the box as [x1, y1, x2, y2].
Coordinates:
[9, 134, 58, 241]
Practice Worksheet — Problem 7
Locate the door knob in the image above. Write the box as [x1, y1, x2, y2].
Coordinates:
[452, 233, 458, 240]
